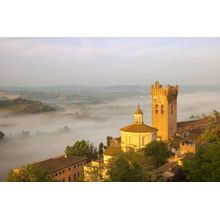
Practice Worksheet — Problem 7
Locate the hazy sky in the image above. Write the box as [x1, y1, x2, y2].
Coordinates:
[0, 37, 220, 87]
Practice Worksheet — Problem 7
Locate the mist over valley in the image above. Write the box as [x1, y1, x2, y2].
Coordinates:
[0, 83, 220, 180]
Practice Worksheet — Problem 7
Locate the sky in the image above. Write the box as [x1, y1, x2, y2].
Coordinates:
[0, 37, 220, 87]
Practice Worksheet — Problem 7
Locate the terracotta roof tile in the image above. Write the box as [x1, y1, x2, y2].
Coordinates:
[37, 155, 87, 173]
[104, 146, 122, 156]
[120, 123, 157, 133]
[177, 118, 209, 129]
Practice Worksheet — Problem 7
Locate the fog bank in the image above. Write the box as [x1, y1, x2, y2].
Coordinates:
[1, 85, 220, 180]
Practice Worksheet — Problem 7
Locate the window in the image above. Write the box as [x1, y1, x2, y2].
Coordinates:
[74, 174, 76, 180]
[59, 171, 61, 175]
[78, 164, 79, 167]
[55, 173, 58, 176]
[155, 104, 158, 113]
[69, 167, 71, 171]
[171, 104, 174, 114]
[51, 174, 54, 178]
[74, 165, 76, 168]
[142, 137, 145, 145]
[161, 105, 164, 114]
[78, 172, 80, 177]
[68, 176, 71, 182]
[63, 170, 65, 174]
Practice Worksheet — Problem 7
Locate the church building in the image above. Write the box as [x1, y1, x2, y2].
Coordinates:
[151, 80, 178, 141]
[120, 105, 157, 151]
[84, 80, 209, 181]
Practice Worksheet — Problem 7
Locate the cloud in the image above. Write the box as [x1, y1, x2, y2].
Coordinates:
[0, 38, 220, 86]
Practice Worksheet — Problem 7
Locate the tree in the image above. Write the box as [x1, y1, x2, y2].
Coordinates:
[143, 141, 170, 168]
[183, 141, 220, 181]
[171, 165, 186, 182]
[65, 140, 98, 162]
[98, 142, 104, 157]
[84, 166, 105, 182]
[107, 152, 146, 182]
[106, 136, 112, 148]
[0, 131, 5, 140]
[183, 111, 220, 182]
[6, 163, 52, 182]
[201, 110, 220, 143]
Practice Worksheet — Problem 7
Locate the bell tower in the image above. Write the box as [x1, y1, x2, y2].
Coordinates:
[151, 80, 179, 141]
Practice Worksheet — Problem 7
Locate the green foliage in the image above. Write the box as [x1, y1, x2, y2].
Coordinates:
[143, 141, 170, 168]
[85, 166, 105, 182]
[106, 136, 112, 148]
[0, 131, 5, 140]
[183, 111, 220, 181]
[65, 140, 98, 162]
[106, 142, 170, 182]
[183, 141, 220, 181]
[107, 151, 147, 182]
[98, 142, 104, 157]
[201, 110, 220, 143]
[6, 163, 52, 182]
[0, 97, 56, 114]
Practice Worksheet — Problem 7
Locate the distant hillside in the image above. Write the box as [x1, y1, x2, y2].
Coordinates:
[0, 98, 56, 114]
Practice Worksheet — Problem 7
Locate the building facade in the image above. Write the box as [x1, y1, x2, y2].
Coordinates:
[120, 105, 157, 151]
[37, 155, 87, 182]
[180, 142, 196, 155]
[151, 80, 179, 141]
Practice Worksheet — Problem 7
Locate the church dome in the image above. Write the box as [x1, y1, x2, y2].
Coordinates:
[120, 123, 157, 133]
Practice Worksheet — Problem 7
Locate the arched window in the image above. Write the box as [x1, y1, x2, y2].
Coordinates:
[142, 137, 145, 145]
[171, 104, 174, 114]
[155, 104, 158, 113]
[161, 105, 164, 114]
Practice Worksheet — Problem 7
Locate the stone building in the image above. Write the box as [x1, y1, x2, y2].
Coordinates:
[179, 142, 196, 155]
[120, 105, 157, 151]
[170, 119, 209, 156]
[84, 105, 157, 181]
[84, 145, 122, 181]
[84, 80, 210, 181]
[150, 80, 209, 156]
[151, 80, 179, 141]
[37, 155, 87, 182]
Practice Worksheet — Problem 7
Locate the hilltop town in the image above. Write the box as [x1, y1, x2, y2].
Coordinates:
[6, 81, 220, 182]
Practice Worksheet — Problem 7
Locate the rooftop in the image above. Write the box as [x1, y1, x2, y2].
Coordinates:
[170, 127, 204, 149]
[104, 146, 122, 156]
[37, 155, 87, 173]
[120, 123, 157, 133]
[177, 118, 209, 130]
[134, 105, 143, 114]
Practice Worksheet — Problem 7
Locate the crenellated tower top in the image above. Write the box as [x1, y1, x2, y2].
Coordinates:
[151, 80, 179, 100]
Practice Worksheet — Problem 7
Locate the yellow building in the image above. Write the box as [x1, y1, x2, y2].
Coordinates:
[14, 155, 87, 182]
[103, 145, 123, 164]
[179, 142, 196, 155]
[84, 145, 123, 181]
[120, 105, 157, 151]
[151, 80, 179, 141]
[84, 159, 106, 182]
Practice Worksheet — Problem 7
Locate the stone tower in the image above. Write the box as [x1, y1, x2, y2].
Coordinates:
[151, 80, 179, 141]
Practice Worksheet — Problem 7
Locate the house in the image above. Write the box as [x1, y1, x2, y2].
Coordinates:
[37, 155, 87, 182]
